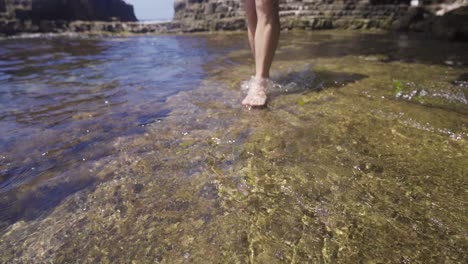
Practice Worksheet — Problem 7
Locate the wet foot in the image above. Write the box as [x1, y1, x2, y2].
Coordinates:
[242, 77, 269, 106]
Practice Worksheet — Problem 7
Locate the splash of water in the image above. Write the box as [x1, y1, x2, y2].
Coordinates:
[240, 65, 317, 96]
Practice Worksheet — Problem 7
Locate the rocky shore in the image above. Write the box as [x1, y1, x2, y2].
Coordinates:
[0, 0, 467, 40]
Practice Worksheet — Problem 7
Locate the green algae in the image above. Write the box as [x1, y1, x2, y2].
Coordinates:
[0, 31, 467, 263]
[393, 80, 404, 96]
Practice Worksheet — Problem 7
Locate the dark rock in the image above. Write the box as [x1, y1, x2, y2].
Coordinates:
[132, 183, 144, 194]
[430, 6, 468, 40]
[396, 5, 468, 40]
[0, 0, 138, 35]
[215, 5, 229, 14]
[31, 0, 137, 22]
[15, 9, 32, 21]
[174, 0, 186, 13]
[0, 0, 6, 13]
[431, 19, 458, 40]
[452, 73, 468, 88]
[391, 7, 427, 31]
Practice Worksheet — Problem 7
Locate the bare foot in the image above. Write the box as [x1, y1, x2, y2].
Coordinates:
[242, 77, 269, 106]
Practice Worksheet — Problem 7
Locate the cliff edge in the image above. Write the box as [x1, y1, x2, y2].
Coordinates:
[0, 0, 137, 35]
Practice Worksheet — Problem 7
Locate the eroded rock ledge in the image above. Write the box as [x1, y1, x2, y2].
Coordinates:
[0, 0, 467, 41]
[0, 0, 137, 35]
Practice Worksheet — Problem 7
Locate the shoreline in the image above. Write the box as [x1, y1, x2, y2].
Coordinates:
[0, 8, 467, 41]
[0, 28, 392, 40]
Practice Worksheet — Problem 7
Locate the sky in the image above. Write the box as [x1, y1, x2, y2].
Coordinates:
[125, 0, 174, 21]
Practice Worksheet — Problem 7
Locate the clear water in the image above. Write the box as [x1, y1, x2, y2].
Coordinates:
[0, 31, 467, 263]
[0, 35, 208, 192]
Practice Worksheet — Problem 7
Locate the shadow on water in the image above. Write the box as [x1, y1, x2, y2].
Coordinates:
[271, 66, 368, 95]
[0, 103, 172, 232]
[0, 174, 97, 231]
[236, 63, 368, 100]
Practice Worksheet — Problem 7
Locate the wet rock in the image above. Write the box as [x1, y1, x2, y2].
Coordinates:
[132, 184, 144, 194]
[199, 183, 219, 200]
[452, 73, 468, 88]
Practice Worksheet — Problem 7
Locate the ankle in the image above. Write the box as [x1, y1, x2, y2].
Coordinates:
[254, 76, 269, 84]
[255, 73, 269, 79]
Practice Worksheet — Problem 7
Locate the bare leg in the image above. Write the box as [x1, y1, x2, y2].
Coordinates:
[244, 0, 257, 57]
[254, 0, 280, 79]
[242, 0, 280, 106]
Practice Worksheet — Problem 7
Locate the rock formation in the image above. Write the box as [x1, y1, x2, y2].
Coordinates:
[171, 0, 419, 32]
[401, 5, 468, 40]
[421, 0, 468, 15]
[30, 0, 137, 21]
[172, 0, 468, 40]
[0, 0, 467, 40]
[0, 0, 137, 35]
[0, 1, 6, 13]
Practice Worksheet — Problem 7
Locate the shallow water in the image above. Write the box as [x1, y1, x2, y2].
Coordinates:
[0, 31, 467, 263]
[0, 35, 210, 219]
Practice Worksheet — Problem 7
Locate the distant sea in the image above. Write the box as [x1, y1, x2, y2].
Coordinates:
[139, 18, 172, 24]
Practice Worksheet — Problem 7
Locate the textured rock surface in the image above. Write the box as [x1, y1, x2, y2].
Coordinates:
[0, 0, 467, 39]
[173, 0, 413, 31]
[172, 0, 468, 40]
